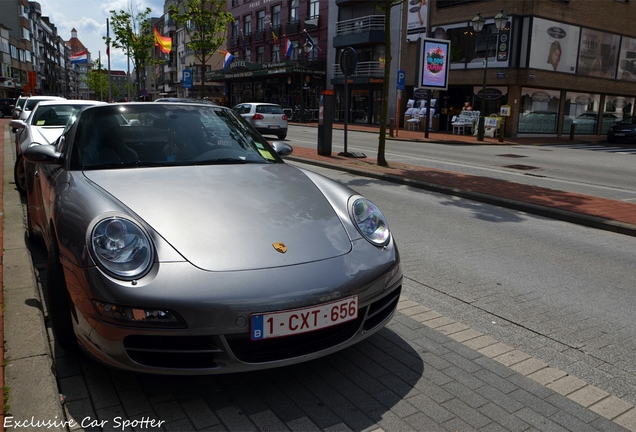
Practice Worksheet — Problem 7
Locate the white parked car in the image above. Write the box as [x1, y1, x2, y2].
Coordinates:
[233, 102, 288, 140]
[10, 100, 106, 194]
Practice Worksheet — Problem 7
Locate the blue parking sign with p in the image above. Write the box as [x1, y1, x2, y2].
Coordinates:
[397, 70, 406, 90]
[183, 70, 192, 89]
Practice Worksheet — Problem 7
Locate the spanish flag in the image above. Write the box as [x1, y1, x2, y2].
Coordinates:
[154, 28, 172, 54]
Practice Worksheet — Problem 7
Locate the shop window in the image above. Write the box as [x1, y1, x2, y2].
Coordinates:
[562, 92, 600, 134]
[604, 95, 634, 121]
[518, 87, 560, 134]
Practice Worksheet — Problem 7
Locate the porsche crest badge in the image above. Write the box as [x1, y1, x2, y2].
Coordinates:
[272, 242, 287, 253]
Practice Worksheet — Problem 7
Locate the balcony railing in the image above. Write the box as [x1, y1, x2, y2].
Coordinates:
[285, 21, 299, 34]
[335, 15, 385, 37]
[332, 61, 384, 78]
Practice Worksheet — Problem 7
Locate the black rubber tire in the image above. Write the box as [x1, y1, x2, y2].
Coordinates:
[46, 240, 78, 351]
[277, 133, 287, 140]
[13, 155, 26, 196]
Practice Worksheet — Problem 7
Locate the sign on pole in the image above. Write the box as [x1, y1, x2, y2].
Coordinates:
[182, 69, 192, 89]
[397, 70, 405, 90]
[417, 38, 450, 91]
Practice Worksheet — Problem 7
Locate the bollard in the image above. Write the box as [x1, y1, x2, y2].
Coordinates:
[389, 118, 394, 137]
[570, 123, 576, 140]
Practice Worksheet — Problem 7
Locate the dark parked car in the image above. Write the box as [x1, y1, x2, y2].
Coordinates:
[22, 102, 402, 375]
[607, 116, 636, 143]
[0, 98, 15, 118]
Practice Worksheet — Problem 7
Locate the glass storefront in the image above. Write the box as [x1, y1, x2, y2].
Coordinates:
[562, 92, 600, 134]
[518, 87, 560, 134]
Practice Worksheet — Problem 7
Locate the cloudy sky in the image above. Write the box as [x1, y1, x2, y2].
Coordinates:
[37, 0, 165, 71]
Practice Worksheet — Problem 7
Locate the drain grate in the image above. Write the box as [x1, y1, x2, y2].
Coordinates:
[497, 154, 527, 158]
[503, 164, 540, 171]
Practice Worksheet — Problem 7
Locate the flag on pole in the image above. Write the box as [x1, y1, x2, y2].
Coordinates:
[222, 50, 234, 68]
[154, 28, 172, 54]
[304, 29, 321, 52]
[70, 49, 88, 64]
[106, 19, 110, 57]
[285, 37, 293, 58]
[271, 26, 279, 45]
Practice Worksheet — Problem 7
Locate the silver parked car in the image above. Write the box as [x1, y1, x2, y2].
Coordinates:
[234, 102, 288, 140]
[16, 95, 66, 122]
[23, 102, 402, 375]
[10, 100, 106, 195]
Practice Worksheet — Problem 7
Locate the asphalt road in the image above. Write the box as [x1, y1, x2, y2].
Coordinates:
[285, 125, 636, 203]
[291, 161, 636, 408]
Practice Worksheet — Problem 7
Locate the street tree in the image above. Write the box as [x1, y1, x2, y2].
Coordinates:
[85, 60, 110, 100]
[168, 0, 234, 100]
[373, 0, 405, 167]
[106, 2, 154, 100]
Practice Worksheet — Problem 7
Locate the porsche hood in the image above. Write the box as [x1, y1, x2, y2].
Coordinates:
[83, 164, 353, 271]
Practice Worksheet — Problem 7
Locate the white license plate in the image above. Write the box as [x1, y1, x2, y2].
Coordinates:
[251, 295, 358, 340]
[615, 133, 626, 136]
[268, 125, 280, 129]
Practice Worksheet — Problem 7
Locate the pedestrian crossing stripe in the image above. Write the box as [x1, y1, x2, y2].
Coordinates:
[549, 144, 636, 154]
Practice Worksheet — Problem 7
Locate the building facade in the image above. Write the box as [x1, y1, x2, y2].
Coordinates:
[0, 0, 34, 98]
[399, 0, 636, 137]
[205, 0, 328, 113]
[328, 0, 401, 125]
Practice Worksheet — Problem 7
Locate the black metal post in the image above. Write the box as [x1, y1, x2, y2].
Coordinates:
[477, 27, 491, 142]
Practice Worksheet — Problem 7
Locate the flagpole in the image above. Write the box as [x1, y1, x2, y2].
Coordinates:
[99, 50, 102, 101]
[107, 18, 112, 102]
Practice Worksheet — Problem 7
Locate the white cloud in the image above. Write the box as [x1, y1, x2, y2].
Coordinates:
[37, 0, 165, 71]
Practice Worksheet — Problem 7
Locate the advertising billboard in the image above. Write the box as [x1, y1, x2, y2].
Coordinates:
[528, 17, 580, 73]
[418, 38, 450, 90]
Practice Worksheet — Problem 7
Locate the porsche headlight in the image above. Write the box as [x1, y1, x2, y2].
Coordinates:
[350, 197, 390, 246]
[90, 217, 154, 280]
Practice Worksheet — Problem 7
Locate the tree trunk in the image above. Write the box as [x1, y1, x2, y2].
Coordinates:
[377, 3, 392, 167]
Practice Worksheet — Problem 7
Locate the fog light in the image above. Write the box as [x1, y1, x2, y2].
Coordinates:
[93, 301, 186, 328]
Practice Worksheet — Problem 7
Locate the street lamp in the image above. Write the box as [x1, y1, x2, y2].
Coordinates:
[296, 41, 312, 122]
[472, 9, 508, 141]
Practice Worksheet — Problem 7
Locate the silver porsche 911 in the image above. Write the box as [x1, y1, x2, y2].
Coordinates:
[23, 102, 402, 375]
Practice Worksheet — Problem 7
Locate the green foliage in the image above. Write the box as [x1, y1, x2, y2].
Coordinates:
[84, 60, 110, 100]
[168, 0, 234, 99]
[105, 4, 154, 98]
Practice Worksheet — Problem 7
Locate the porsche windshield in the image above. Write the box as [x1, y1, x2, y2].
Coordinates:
[70, 103, 283, 169]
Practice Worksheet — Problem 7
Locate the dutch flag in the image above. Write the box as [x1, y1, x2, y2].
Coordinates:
[285, 37, 293, 58]
[70, 49, 88, 64]
[223, 51, 234, 68]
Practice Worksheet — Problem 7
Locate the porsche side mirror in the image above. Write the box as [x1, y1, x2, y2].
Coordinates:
[270, 141, 293, 158]
[23, 143, 62, 165]
[9, 119, 26, 130]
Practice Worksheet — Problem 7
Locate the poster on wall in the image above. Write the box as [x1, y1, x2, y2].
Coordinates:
[406, 0, 429, 42]
[419, 38, 450, 90]
[617, 36, 636, 82]
[576, 28, 620, 78]
[528, 17, 580, 73]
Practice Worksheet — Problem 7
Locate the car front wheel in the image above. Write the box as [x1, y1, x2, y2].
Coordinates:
[46, 239, 78, 351]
